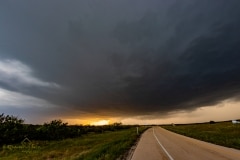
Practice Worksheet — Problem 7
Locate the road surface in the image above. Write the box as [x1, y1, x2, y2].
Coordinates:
[131, 127, 240, 160]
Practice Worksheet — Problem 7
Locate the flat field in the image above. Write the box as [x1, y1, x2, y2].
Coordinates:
[0, 126, 147, 160]
[161, 121, 240, 149]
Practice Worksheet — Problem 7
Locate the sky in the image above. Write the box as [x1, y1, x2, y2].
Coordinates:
[1, 0, 240, 125]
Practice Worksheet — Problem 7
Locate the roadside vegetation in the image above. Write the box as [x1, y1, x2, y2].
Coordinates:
[0, 113, 148, 160]
[161, 121, 240, 149]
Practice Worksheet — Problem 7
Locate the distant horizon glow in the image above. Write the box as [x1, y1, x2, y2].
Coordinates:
[90, 120, 110, 126]
[60, 99, 240, 125]
[1, 98, 239, 125]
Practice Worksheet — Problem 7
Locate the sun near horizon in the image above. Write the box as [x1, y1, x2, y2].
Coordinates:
[90, 120, 110, 126]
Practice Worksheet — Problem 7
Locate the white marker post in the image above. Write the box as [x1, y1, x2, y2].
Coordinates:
[136, 127, 139, 135]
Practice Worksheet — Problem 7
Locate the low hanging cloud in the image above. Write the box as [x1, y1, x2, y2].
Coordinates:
[0, 87, 53, 109]
[0, 59, 59, 89]
[0, 0, 240, 120]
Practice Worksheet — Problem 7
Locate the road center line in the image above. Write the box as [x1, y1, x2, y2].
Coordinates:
[153, 128, 174, 160]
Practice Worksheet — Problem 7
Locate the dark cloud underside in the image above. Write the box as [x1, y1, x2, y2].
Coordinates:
[1, 0, 240, 118]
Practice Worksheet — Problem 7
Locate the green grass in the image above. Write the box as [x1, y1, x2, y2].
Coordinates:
[161, 121, 240, 149]
[0, 126, 148, 160]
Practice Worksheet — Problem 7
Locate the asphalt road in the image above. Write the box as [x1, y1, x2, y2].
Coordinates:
[131, 127, 240, 160]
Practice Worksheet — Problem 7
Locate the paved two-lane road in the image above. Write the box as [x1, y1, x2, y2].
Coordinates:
[131, 127, 240, 160]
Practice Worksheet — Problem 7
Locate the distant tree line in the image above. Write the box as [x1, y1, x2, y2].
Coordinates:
[0, 113, 132, 146]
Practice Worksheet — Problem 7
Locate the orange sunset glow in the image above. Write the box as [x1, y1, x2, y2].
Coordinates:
[90, 120, 110, 126]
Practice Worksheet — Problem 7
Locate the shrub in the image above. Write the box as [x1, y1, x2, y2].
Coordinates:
[0, 113, 25, 145]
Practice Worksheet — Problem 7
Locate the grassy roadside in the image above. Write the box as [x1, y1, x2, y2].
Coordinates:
[0, 126, 148, 160]
[161, 121, 240, 149]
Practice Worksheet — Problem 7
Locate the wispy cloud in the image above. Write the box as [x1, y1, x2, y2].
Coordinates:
[0, 59, 59, 89]
[0, 87, 52, 108]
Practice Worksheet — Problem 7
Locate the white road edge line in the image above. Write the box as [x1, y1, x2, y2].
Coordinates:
[153, 127, 174, 160]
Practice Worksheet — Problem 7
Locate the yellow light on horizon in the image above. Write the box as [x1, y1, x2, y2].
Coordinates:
[90, 120, 109, 126]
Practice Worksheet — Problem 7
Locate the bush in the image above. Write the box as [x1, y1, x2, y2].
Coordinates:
[0, 113, 135, 145]
[0, 113, 25, 145]
[209, 121, 215, 124]
[37, 120, 68, 140]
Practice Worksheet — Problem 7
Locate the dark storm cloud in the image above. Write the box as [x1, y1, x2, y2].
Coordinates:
[1, 0, 240, 118]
